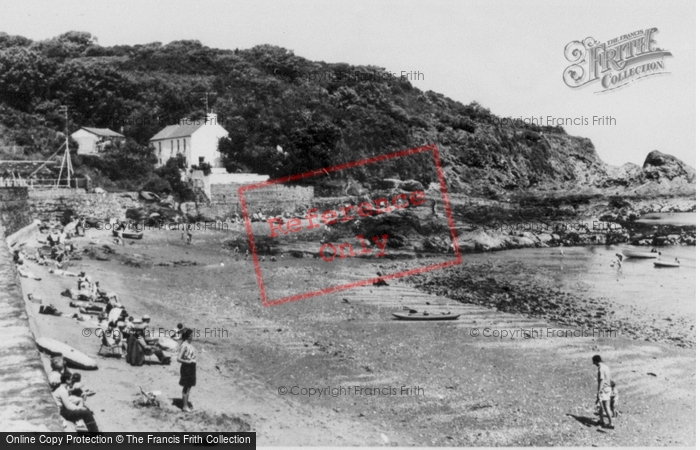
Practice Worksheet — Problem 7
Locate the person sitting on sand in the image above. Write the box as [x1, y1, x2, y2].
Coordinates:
[12, 250, 24, 265]
[116, 321, 128, 345]
[50, 356, 72, 379]
[125, 327, 145, 366]
[610, 381, 619, 418]
[177, 328, 197, 412]
[126, 326, 170, 366]
[50, 373, 99, 433]
[105, 293, 122, 313]
[47, 231, 59, 247]
[36, 251, 47, 266]
[53, 252, 67, 270]
[76, 217, 85, 237]
[593, 355, 614, 429]
[68, 373, 85, 398]
[101, 322, 123, 357]
[94, 282, 107, 298]
[77, 271, 89, 285]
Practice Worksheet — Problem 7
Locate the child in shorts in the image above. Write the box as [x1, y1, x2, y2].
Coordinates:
[610, 381, 619, 418]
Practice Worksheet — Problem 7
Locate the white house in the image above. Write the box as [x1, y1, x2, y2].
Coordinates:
[149, 113, 229, 168]
[71, 127, 124, 155]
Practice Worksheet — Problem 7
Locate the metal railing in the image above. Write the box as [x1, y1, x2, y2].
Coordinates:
[15, 178, 91, 189]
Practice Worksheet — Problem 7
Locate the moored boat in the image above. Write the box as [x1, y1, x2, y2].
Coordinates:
[392, 312, 461, 321]
[622, 250, 659, 259]
[653, 261, 680, 268]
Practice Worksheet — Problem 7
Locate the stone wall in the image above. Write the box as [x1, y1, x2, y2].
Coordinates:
[182, 183, 313, 221]
[0, 187, 32, 235]
[27, 190, 142, 222]
[0, 224, 63, 431]
[211, 183, 314, 215]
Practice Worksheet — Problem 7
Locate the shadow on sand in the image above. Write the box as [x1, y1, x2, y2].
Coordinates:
[566, 413, 600, 428]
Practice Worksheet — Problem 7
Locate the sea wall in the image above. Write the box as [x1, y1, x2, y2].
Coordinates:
[0, 223, 63, 431]
[0, 187, 32, 235]
[27, 190, 141, 222]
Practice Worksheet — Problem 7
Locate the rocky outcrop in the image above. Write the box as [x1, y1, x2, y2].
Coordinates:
[642, 150, 696, 183]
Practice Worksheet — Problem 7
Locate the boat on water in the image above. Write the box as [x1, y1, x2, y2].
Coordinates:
[392, 312, 461, 321]
[622, 250, 659, 259]
[654, 261, 680, 268]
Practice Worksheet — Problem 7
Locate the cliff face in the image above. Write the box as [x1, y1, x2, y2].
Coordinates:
[435, 122, 693, 197]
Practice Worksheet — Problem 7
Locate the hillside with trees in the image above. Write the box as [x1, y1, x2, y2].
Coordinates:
[0, 31, 693, 199]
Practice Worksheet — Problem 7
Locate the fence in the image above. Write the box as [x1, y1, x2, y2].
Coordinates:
[0, 178, 91, 190]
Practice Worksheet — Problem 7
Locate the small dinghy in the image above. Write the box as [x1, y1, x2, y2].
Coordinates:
[392, 312, 461, 321]
[654, 260, 680, 268]
[139, 190, 161, 202]
[622, 250, 659, 258]
[112, 229, 143, 240]
[36, 337, 98, 370]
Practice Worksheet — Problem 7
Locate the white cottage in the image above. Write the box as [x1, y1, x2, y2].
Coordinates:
[149, 113, 228, 168]
[71, 127, 125, 155]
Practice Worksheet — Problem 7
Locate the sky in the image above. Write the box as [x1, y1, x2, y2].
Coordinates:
[1, 0, 695, 167]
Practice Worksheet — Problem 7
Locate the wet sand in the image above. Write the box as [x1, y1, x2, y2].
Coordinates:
[16, 227, 696, 446]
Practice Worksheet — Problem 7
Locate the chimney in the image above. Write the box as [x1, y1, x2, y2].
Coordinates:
[205, 113, 218, 125]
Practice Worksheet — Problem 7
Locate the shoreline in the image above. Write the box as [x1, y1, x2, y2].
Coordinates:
[10, 223, 696, 445]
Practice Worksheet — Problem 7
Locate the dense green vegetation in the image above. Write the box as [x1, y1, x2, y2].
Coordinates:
[0, 31, 599, 199]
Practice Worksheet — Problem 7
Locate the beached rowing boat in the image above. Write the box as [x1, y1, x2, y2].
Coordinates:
[139, 190, 161, 201]
[35, 337, 98, 370]
[392, 312, 461, 321]
[622, 250, 659, 258]
[112, 229, 143, 240]
[653, 261, 680, 268]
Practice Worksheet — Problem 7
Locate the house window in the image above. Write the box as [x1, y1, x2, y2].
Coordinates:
[158, 142, 162, 154]
[199, 157, 204, 164]
[177, 140, 180, 152]
[171, 140, 174, 153]
[184, 139, 186, 153]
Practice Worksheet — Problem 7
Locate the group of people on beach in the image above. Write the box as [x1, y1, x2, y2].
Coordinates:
[14, 218, 200, 434]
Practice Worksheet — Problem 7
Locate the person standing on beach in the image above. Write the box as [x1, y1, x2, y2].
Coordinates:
[177, 328, 197, 412]
[186, 223, 193, 245]
[593, 355, 614, 429]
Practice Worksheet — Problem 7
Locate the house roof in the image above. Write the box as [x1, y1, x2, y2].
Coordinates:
[149, 124, 206, 141]
[78, 127, 124, 137]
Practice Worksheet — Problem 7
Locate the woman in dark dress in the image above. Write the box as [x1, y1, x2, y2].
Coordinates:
[177, 328, 196, 412]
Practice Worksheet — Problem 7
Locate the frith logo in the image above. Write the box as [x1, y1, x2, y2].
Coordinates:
[563, 28, 672, 93]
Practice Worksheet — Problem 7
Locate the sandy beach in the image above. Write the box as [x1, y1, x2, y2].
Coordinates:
[16, 225, 696, 446]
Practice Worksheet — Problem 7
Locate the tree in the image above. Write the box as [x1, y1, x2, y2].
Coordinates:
[75, 139, 156, 181]
[0, 48, 55, 111]
[155, 155, 193, 201]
